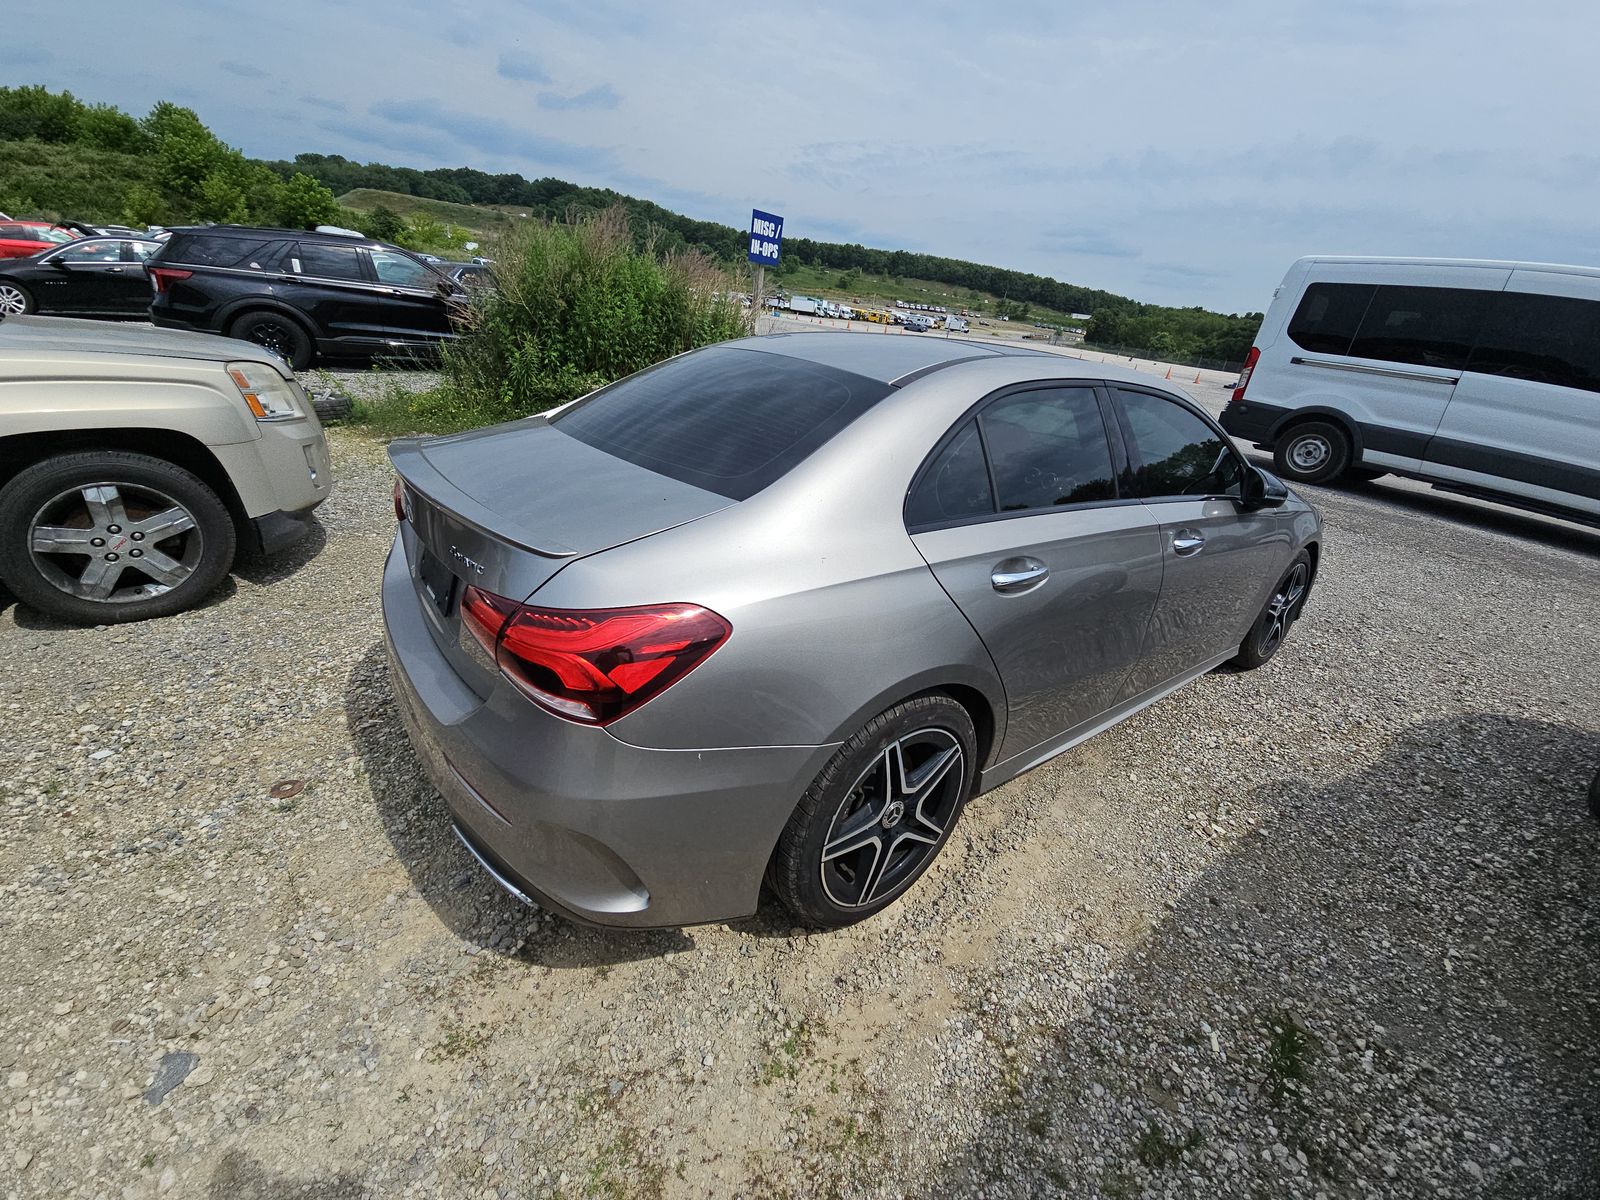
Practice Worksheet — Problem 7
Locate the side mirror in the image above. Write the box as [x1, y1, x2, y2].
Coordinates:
[1239, 465, 1289, 510]
[51, 258, 71, 270]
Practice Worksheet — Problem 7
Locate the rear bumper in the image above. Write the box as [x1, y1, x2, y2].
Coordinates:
[380, 535, 831, 928]
[1219, 400, 1287, 445]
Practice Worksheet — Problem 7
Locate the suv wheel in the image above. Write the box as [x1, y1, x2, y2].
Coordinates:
[0, 452, 236, 624]
[230, 311, 313, 371]
[769, 695, 976, 928]
[1273, 420, 1351, 484]
[0, 282, 33, 316]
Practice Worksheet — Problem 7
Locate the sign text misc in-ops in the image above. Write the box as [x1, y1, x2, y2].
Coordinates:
[748, 209, 783, 266]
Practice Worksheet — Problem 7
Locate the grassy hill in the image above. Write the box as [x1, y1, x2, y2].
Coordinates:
[336, 188, 517, 234]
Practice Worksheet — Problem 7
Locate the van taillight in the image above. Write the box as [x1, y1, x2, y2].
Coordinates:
[460, 586, 731, 726]
[148, 267, 192, 294]
[1231, 346, 1260, 405]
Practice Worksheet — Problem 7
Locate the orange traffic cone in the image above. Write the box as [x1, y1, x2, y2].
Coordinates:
[1164, 366, 1173, 380]
[1193, 370, 1202, 383]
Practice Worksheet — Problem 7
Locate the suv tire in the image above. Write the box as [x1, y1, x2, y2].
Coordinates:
[1273, 419, 1351, 484]
[230, 311, 314, 371]
[770, 694, 976, 928]
[0, 452, 236, 624]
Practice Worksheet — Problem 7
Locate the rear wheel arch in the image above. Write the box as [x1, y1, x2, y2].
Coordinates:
[1268, 407, 1364, 460]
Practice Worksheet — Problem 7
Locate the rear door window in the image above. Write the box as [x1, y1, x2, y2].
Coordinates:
[979, 388, 1116, 512]
[905, 421, 993, 527]
[292, 243, 366, 282]
[1346, 285, 1492, 371]
[551, 345, 894, 500]
[1467, 291, 1600, 394]
[1287, 282, 1374, 355]
[1114, 389, 1242, 499]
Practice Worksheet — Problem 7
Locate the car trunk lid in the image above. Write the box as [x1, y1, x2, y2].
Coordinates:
[389, 417, 734, 694]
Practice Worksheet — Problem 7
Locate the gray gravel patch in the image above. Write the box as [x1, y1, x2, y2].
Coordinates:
[0, 428, 1595, 1198]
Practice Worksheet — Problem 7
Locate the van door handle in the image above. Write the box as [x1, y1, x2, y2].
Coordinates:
[1172, 529, 1206, 556]
[991, 558, 1049, 594]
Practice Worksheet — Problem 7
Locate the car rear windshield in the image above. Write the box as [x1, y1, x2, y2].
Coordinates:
[550, 345, 895, 500]
[162, 233, 283, 269]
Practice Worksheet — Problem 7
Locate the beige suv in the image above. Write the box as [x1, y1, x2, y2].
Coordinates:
[0, 315, 332, 623]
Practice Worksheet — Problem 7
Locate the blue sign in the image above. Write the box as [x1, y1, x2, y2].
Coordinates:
[748, 209, 783, 266]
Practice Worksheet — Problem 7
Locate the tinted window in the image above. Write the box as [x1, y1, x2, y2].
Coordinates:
[1287, 282, 1374, 354]
[370, 249, 436, 287]
[1467, 291, 1600, 394]
[552, 345, 894, 501]
[980, 388, 1116, 512]
[905, 421, 993, 527]
[1116, 389, 1241, 499]
[293, 243, 365, 282]
[55, 240, 122, 263]
[166, 234, 278, 268]
[1346, 285, 1491, 370]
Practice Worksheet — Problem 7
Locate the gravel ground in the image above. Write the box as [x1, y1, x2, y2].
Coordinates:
[1, 420, 1596, 1200]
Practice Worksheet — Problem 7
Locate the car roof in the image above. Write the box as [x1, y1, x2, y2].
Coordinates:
[725, 330, 1056, 384]
[165, 224, 387, 248]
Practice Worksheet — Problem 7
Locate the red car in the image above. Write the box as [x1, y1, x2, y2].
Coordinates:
[0, 221, 81, 260]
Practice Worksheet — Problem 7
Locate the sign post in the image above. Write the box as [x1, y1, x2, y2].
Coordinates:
[747, 208, 783, 323]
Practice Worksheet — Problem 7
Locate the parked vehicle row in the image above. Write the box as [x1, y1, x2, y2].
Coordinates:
[0, 218, 481, 371]
[1224, 255, 1600, 528]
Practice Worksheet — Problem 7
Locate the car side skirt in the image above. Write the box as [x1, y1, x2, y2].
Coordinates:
[977, 649, 1237, 794]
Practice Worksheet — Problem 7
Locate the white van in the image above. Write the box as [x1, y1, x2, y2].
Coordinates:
[1223, 256, 1600, 526]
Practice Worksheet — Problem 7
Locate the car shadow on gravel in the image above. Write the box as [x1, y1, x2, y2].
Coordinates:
[345, 642, 697, 968]
[939, 712, 1600, 1196]
[233, 516, 329, 585]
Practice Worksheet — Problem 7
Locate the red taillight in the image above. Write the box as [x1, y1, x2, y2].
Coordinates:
[1230, 346, 1260, 405]
[148, 266, 192, 294]
[392, 476, 409, 522]
[460, 586, 731, 725]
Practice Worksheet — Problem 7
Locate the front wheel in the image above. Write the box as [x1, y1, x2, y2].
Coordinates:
[1273, 420, 1351, 484]
[0, 282, 34, 316]
[769, 695, 977, 928]
[0, 452, 236, 624]
[1230, 551, 1312, 671]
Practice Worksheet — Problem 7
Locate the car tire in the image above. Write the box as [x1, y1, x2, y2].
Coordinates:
[769, 694, 977, 929]
[1273, 420, 1351, 484]
[229, 311, 314, 371]
[0, 281, 34, 316]
[1229, 550, 1312, 671]
[309, 387, 354, 422]
[0, 452, 236, 625]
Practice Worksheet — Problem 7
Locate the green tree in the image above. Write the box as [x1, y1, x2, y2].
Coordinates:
[76, 103, 148, 153]
[194, 171, 249, 223]
[274, 172, 340, 228]
[121, 184, 168, 226]
[362, 204, 406, 242]
[143, 102, 227, 201]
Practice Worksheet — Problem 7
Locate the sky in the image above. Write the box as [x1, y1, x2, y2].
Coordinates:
[6, 0, 1600, 312]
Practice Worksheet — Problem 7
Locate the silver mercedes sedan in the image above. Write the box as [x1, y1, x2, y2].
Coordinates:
[383, 333, 1322, 929]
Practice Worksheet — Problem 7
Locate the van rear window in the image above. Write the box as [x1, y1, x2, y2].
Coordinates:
[1287, 283, 1374, 355]
[550, 345, 894, 500]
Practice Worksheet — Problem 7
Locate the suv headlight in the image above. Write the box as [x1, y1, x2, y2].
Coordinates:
[228, 362, 304, 421]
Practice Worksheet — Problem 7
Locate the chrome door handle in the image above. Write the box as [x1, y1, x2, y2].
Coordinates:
[1172, 529, 1206, 556]
[991, 558, 1049, 594]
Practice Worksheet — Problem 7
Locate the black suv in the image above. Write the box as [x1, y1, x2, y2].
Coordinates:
[147, 226, 464, 369]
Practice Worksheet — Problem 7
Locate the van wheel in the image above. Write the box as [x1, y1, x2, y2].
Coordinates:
[0, 452, 236, 624]
[230, 311, 314, 371]
[1273, 420, 1351, 484]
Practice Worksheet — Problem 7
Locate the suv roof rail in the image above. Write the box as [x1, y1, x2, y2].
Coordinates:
[314, 225, 366, 238]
